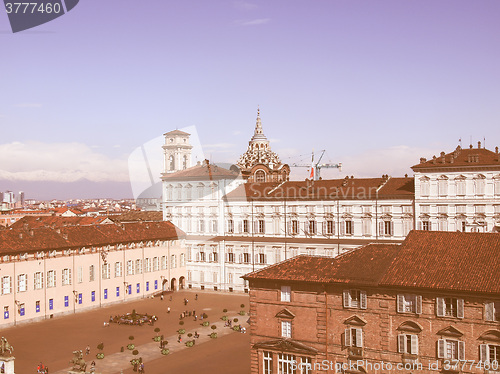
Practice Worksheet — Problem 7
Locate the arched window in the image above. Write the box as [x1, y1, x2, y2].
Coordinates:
[255, 170, 266, 183]
[169, 155, 175, 171]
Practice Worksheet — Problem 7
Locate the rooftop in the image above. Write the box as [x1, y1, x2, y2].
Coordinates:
[244, 230, 500, 295]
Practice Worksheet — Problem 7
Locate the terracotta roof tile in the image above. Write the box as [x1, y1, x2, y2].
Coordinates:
[412, 146, 500, 170]
[243, 243, 400, 286]
[245, 231, 500, 295]
[225, 177, 414, 201]
[380, 230, 500, 294]
[0, 221, 184, 255]
[162, 162, 238, 181]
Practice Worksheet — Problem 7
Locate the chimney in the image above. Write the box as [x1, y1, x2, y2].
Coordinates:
[420, 157, 426, 163]
[478, 141, 481, 149]
[440, 151, 446, 163]
[496, 146, 498, 154]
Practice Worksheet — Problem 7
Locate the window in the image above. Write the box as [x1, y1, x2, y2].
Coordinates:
[227, 219, 234, 233]
[291, 220, 299, 235]
[421, 221, 430, 231]
[146, 282, 149, 292]
[383, 221, 393, 236]
[89, 265, 95, 282]
[115, 262, 122, 277]
[180, 253, 185, 267]
[480, 344, 500, 364]
[127, 260, 134, 275]
[281, 321, 292, 338]
[475, 175, 486, 195]
[135, 259, 143, 274]
[343, 290, 367, 309]
[255, 170, 266, 182]
[344, 327, 363, 347]
[136, 283, 140, 293]
[397, 294, 422, 314]
[437, 339, 464, 360]
[263, 351, 273, 374]
[104, 289, 108, 299]
[161, 256, 167, 270]
[299, 357, 312, 374]
[19, 303, 25, 316]
[326, 220, 335, 235]
[17, 274, 27, 292]
[3, 306, 9, 319]
[34, 272, 43, 290]
[436, 297, 464, 318]
[64, 295, 69, 307]
[456, 178, 466, 196]
[91, 291, 95, 302]
[495, 178, 500, 196]
[78, 293, 82, 304]
[62, 268, 72, 286]
[278, 353, 295, 374]
[485, 301, 500, 322]
[76, 266, 83, 283]
[48, 299, 53, 310]
[198, 219, 205, 233]
[243, 252, 250, 264]
[398, 334, 419, 355]
[171, 255, 176, 268]
[438, 177, 448, 196]
[258, 220, 265, 234]
[47, 271, 56, 288]
[362, 219, 371, 236]
[243, 219, 249, 233]
[345, 220, 353, 235]
[153, 257, 159, 271]
[1, 276, 11, 295]
[420, 178, 430, 196]
[308, 220, 316, 235]
[281, 286, 291, 302]
[101, 263, 110, 280]
[199, 251, 206, 262]
[259, 253, 266, 264]
[211, 219, 218, 233]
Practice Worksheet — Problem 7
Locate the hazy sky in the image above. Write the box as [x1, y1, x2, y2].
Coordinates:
[1, 1, 499, 199]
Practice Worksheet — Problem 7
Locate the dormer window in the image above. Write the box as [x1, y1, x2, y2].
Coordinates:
[436, 297, 464, 318]
[397, 294, 422, 314]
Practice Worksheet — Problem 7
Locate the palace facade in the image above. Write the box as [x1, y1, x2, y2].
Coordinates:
[243, 230, 500, 374]
[0, 218, 185, 328]
[161, 111, 500, 292]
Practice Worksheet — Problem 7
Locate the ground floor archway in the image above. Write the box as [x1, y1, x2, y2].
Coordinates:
[179, 276, 185, 290]
[170, 278, 177, 291]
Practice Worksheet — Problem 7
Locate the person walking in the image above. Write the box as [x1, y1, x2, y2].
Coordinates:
[167, 306, 170, 313]
[160, 294, 164, 301]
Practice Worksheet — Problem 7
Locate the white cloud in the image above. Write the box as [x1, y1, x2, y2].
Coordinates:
[236, 18, 271, 26]
[203, 142, 237, 150]
[0, 141, 129, 182]
[15, 103, 42, 108]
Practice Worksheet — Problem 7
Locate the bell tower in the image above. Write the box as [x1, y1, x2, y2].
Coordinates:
[162, 130, 193, 173]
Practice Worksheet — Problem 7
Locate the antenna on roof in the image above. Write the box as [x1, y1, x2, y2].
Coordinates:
[484, 136, 486, 149]
[459, 138, 462, 147]
[470, 135, 472, 148]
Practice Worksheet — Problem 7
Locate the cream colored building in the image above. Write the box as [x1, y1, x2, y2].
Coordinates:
[0, 220, 185, 328]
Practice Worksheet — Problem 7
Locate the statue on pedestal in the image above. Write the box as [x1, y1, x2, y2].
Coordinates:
[0, 338, 13, 357]
[69, 350, 86, 372]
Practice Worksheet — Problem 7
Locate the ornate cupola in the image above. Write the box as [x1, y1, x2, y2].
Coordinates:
[236, 108, 290, 183]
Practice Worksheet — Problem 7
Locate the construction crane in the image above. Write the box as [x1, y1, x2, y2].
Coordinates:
[290, 150, 342, 180]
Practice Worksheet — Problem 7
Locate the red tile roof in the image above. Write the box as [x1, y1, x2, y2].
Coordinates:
[412, 145, 500, 171]
[244, 243, 401, 286]
[161, 162, 239, 181]
[0, 221, 184, 255]
[9, 216, 109, 230]
[380, 230, 500, 294]
[225, 177, 414, 201]
[245, 230, 500, 295]
[163, 129, 190, 136]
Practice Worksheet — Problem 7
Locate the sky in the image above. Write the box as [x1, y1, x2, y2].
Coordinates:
[1, 0, 500, 200]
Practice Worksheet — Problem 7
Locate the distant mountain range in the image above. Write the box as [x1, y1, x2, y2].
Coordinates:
[0, 179, 133, 201]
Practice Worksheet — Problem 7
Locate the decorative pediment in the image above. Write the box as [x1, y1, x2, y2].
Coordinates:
[437, 326, 464, 337]
[343, 315, 367, 326]
[275, 309, 295, 319]
[479, 330, 500, 342]
[253, 339, 318, 355]
[397, 321, 423, 333]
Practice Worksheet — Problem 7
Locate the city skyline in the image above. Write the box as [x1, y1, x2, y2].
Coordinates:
[1, 0, 500, 199]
